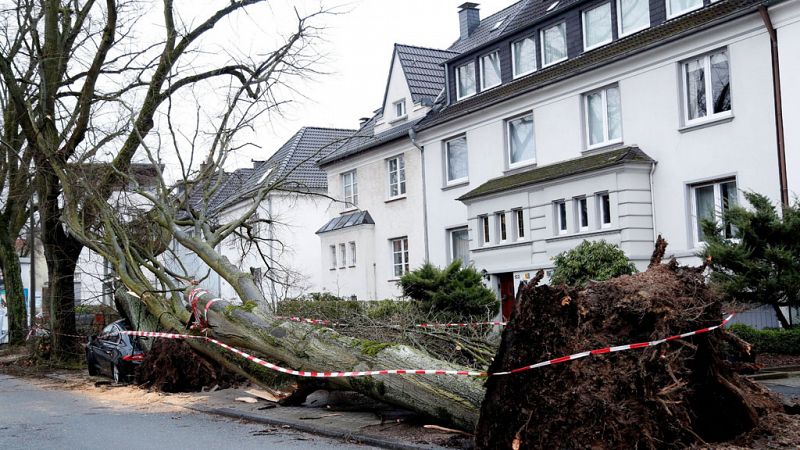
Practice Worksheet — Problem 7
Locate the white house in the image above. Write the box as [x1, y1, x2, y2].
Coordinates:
[316, 44, 456, 300]
[409, 0, 800, 318]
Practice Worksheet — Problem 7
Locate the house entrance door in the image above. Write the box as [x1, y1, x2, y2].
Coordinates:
[498, 273, 515, 321]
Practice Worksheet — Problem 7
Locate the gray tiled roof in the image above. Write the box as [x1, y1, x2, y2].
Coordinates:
[446, 1, 528, 54]
[458, 146, 654, 201]
[316, 210, 375, 234]
[225, 127, 355, 206]
[207, 168, 254, 211]
[317, 117, 421, 167]
[394, 44, 458, 104]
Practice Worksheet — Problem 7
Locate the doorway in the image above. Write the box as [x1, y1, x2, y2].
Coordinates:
[497, 273, 515, 321]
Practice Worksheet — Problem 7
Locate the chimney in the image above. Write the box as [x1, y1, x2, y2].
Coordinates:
[458, 3, 480, 40]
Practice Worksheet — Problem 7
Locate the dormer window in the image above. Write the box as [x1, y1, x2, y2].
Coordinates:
[479, 51, 501, 91]
[512, 37, 536, 78]
[583, 3, 613, 50]
[456, 62, 476, 100]
[618, 0, 650, 36]
[394, 99, 406, 118]
[541, 22, 567, 67]
[667, 0, 703, 18]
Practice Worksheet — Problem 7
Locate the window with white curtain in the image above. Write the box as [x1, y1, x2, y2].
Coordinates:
[584, 85, 622, 148]
[617, 0, 650, 36]
[480, 51, 502, 90]
[512, 37, 536, 78]
[445, 136, 469, 184]
[387, 155, 406, 198]
[691, 179, 738, 244]
[682, 49, 731, 125]
[456, 62, 476, 99]
[391, 237, 410, 277]
[541, 22, 567, 67]
[342, 170, 357, 206]
[583, 3, 613, 50]
[667, 0, 703, 18]
[507, 113, 535, 167]
[449, 227, 470, 264]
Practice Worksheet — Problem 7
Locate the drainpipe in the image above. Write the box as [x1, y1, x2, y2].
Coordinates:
[408, 129, 430, 262]
[267, 195, 276, 303]
[759, 5, 789, 207]
[649, 161, 658, 244]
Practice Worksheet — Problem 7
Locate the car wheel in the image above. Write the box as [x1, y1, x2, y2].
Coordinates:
[112, 363, 121, 384]
[86, 350, 98, 376]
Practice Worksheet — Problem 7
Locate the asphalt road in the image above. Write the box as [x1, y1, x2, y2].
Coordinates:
[0, 374, 375, 450]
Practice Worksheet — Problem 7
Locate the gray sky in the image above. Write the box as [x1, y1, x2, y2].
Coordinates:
[221, 0, 511, 169]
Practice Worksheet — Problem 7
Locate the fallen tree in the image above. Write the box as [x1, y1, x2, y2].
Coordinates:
[475, 239, 784, 449]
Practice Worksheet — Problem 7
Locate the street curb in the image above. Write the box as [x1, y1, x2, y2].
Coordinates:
[748, 371, 790, 381]
[181, 404, 449, 450]
[762, 365, 800, 373]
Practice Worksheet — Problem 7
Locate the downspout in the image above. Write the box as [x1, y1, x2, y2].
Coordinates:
[408, 129, 430, 262]
[649, 161, 658, 244]
[268, 195, 276, 304]
[759, 5, 789, 207]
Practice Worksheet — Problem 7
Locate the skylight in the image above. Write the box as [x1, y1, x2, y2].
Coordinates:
[257, 167, 274, 184]
[491, 17, 506, 31]
[546, 1, 560, 12]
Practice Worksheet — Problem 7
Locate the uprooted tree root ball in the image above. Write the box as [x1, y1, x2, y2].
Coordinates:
[135, 339, 242, 392]
[476, 239, 786, 449]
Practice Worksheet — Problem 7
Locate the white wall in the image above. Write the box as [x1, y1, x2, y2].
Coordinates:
[318, 225, 376, 300]
[776, 3, 800, 198]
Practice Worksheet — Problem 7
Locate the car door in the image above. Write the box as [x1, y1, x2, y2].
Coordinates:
[95, 324, 122, 375]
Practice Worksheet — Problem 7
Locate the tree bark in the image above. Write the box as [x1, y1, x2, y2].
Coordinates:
[0, 232, 26, 343]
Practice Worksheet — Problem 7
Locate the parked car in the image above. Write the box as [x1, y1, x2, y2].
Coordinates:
[85, 319, 146, 383]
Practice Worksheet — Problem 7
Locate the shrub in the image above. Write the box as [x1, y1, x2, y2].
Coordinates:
[398, 260, 498, 318]
[727, 323, 800, 355]
[550, 240, 637, 287]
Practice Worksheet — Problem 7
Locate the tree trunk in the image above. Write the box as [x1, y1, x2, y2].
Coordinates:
[772, 303, 791, 329]
[0, 232, 27, 344]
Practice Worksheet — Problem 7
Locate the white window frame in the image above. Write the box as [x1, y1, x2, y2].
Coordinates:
[584, 85, 623, 150]
[616, 0, 650, 37]
[681, 49, 732, 127]
[689, 178, 738, 246]
[582, 2, 613, 51]
[555, 200, 568, 235]
[455, 62, 477, 100]
[342, 170, 358, 207]
[598, 193, 612, 228]
[576, 197, 589, 231]
[387, 155, 406, 199]
[339, 243, 346, 269]
[393, 99, 406, 118]
[480, 215, 491, 246]
[445, 136, 469, 185]
[515, 209, 526, 240]
[349, 241, 357, 267]
[390, 237, 410, 278]
[449, 227, 470, 264]
[479, 51, 502, 91]
[329, 245, 337, 270]
[540, 22, 568, 68]
[666, 0, 703, 19]
[497, 212, 508, 242]
[511, 36, 537, 78]
[506, 112, 536, 168]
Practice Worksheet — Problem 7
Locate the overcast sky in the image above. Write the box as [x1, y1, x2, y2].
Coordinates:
[219, 0, 511, 169]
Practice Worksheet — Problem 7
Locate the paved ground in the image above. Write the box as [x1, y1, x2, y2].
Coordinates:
[0, 374, 376, 450]
[760, 373, 800, 401]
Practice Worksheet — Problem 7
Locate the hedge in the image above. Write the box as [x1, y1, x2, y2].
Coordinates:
[727, 323, 800, 355]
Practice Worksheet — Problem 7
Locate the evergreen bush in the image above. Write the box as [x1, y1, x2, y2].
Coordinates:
[550, 240, 637, 287]
[399, 260, 498, 318]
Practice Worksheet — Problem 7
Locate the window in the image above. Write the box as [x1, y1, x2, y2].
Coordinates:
[481, 215, 491, 245]
[691, 179, 738, 244]
[583, 3, 613, 50]
[387, 155, 406, 198]
[445, 136, 468, 184]
[541, 22, 567, 67]
[329, 245, 336, 269]
[598, 193, 612, 227]
[498, 212, 508, 241]
[450, 227, 470, 264]
[394, 100, 406, 118]
[391, 237, 410, 277]
[515, 209, 526, 239]
[480, 51, 502, 90]
[617, 0, 650, 36]
[339, 243, 346, 269]
[342, 171, 358, 206]
[349, 242, 356, 266]
[585, 85, 622, 148]
[682, 50, 731, 125]
[456, 62, 476, 99]
[555, 201, 568, 234]
[512, 37, 536, 78]
[576, 197, 589, 231]
[667, 0, 703, 18]
[507, 113, 536, 167]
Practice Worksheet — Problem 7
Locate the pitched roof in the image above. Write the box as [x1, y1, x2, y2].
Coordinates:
[207, 168, 254, 211]
[316, 210, 375, 234]
[317, 116, 421, 167]
[423, 0, 763, 131]
[394, 44, 458, 104]
[446, 1, 530, 54]
[458, 146, 654, 202]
